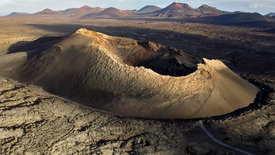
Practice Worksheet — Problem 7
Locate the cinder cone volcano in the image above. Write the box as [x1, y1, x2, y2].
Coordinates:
[0, 28, 259, 119]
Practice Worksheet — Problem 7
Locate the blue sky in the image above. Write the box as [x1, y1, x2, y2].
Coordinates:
[0, 0, 275, 16]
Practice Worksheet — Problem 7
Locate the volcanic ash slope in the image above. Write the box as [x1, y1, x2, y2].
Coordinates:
[0, 28, 259, 119]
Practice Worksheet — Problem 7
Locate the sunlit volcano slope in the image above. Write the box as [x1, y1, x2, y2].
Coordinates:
[0, 28, 259, 119]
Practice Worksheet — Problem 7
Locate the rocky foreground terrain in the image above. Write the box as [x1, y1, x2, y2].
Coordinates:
[0, 77, 232, 154]
[0, 74, 274, 154]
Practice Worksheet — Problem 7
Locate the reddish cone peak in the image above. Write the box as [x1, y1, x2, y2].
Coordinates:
[170, 2, 192, 9]
[35, 8, 62, 14]
[80, 5, 91, 9]
[38, 9, 56, 14]
[42, 9, 53, 12]
[99, 7, 128, 16]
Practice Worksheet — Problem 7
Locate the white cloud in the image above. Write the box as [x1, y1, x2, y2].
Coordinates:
[251, 3, 264, 8]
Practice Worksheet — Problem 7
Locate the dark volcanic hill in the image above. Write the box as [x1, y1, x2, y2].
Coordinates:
[137, 5, 161, 14]
[7, 12, 30, 16]
[266, 12, 275, 17]
[213, 12, 270, 22]
[189, 12, 274, 28]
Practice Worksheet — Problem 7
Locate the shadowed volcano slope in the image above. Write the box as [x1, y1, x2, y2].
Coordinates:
[0, 28, 259, 119]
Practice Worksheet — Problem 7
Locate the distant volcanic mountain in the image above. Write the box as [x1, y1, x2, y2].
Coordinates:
[6, 1, 274, 27]
[0, 28, 259, 119]
[7, 12, 30, 16]
[198, 4, 226, 16]
[212, 12, 270, 22]
[154, 2, 225, 18]
[3, 2, 242, 18]
[137, 5, 162, 14]
[6, 2, 228, 18]
[63, 5, 104, 18]
[155, 2, 197, 17]
[35, 9, 62, 15]
[186, 12, 273, 28]
[82, 7, 131, 18]
[266, 12, 275, 18]
[8, 5, 103, 18]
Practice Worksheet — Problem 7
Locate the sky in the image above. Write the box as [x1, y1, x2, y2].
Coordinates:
[0, 0, 275, 16]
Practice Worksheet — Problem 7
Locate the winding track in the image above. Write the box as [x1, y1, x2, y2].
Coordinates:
[198, 121, 254, 155]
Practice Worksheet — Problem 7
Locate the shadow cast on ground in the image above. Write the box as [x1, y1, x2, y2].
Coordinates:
[25, 23, 275, 75]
